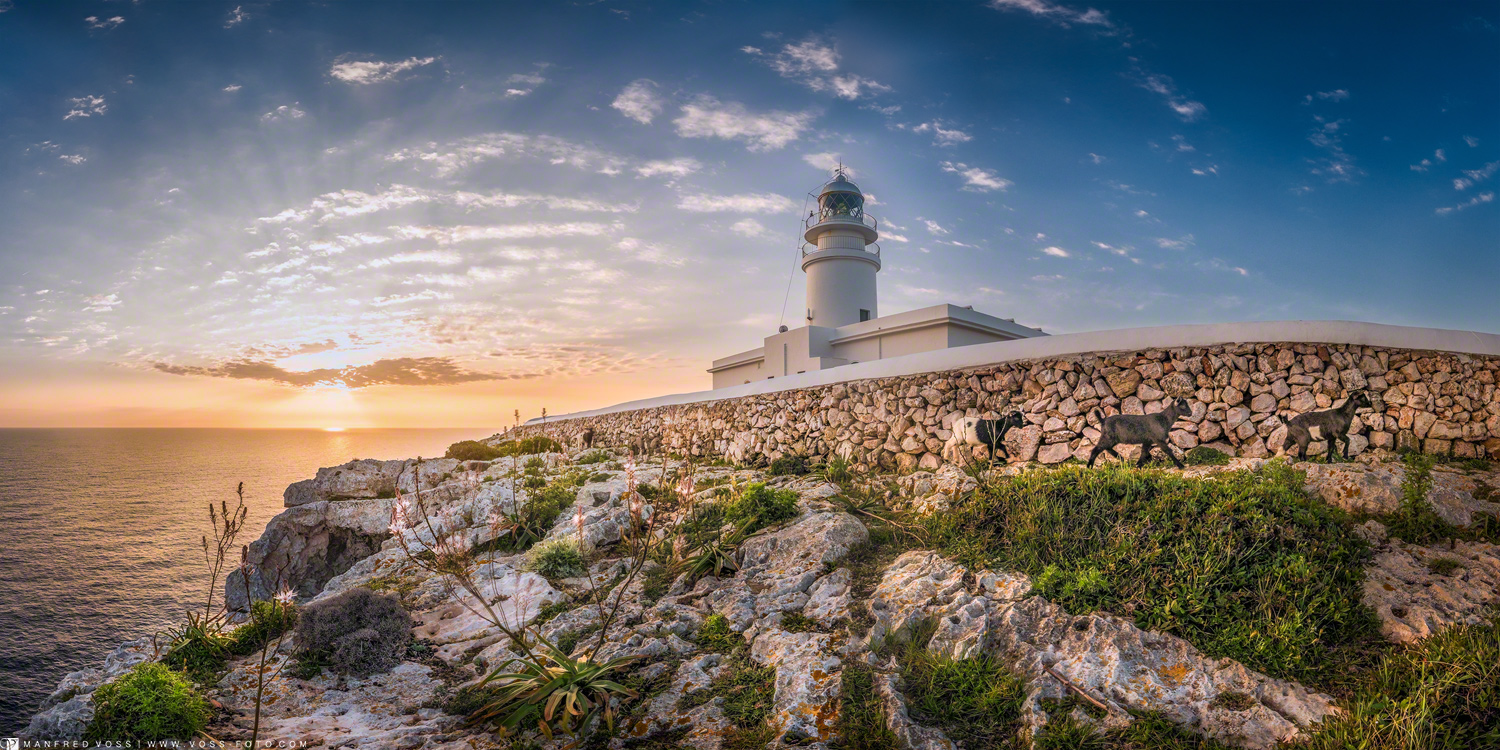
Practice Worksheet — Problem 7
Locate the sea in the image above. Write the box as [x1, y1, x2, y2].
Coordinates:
[0, 428, 493, 735]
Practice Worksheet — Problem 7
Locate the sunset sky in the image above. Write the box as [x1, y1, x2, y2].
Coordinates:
[1, 1, 1496, 428]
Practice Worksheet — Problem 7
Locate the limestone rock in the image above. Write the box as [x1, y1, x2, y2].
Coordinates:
[1362, 538, 1500, 643]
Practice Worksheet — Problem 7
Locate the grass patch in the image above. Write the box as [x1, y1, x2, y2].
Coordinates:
[640, 565, 674, 605]
[1300, 613, 1500, 749]
[1183, 446, 1232, 466]
[779, 612, 819, 633]
[1386, 453, 1461, 545]
[926, 463, 1377, 688]
[896, 637, 1028, 749]
[84, 663, 210, 743]
[1429, 557, 1465, 576]
[696, 614, 740, 654]
[830, 658, 899, 749]
[1033, 711, 1235, 749]
[709, 650, 776, 729]
[576, 450, 611, 465]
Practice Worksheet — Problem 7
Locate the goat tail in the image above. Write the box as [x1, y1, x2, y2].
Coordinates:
[1089, 408, 1104, 425]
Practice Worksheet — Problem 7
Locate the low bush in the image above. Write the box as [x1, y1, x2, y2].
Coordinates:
[446, 440, 504, 462]
[1183, 446, 1232, 466]
[768, 453, 811, 476]
[527, 538, 587, 579]
[576, 450, 610, 465]
[724, 482, 800, 533]
[228, 599, 297, 656]
[1386, 453, 1460, 545]
[491, 436, 564, 457]
[161, 612, 236, 683]
[1034, 711, 1234, 749]
[831, 659, 900, 749]
[927, 463, 1375, 686]
[899, 649, 1027, 748]
[293, 587, 413, 677]
[84, 663, 210, 743]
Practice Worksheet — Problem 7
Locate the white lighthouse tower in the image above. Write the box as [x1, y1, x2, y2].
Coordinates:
[707, 167, 1047, 388]
[802, 169, 881, 328]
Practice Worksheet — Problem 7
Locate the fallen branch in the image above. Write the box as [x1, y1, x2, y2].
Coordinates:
[1042, 663, 1109, 713]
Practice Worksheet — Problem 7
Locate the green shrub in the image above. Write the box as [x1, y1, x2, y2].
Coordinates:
[488, 482, 575, 553]
[468, 632, 637, 736]
[293, 587, 413, 677]
[724, 482, 801, 533]
[84, 663, 210, 743]
[1183, 446, 1232, 466]
[831, 658, 900, 749]
[708, 650, 776, 729]
[1301, 613, 1500, 749]
[1387, 453, 1460, 544]
[486, 436, 564, 457]
[696, 614, 739, 654]
[927, 463, 1375, 686]
[522, 475, 546, 490]
[1034, 710, 1235, 749]
[820, 455, 854, 485]
[161, 612, 236, 683]
[524, 456, 546, 471]
[527, 538, 587, 578]
[768, 453, 811, 476]
[576, 450, 610, 465]
[446, 440, 504, 462]
[228, 600, 297, 656]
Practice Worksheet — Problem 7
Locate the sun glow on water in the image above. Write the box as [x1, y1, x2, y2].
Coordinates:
[323, 427, 346, 432]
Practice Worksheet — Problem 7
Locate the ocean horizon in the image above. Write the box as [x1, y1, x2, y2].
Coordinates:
[0, 427, 495, 735]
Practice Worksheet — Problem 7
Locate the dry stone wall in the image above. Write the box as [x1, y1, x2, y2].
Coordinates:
[512, 341, 1500, 473]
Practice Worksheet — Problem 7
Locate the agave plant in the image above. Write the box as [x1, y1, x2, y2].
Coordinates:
[681, 522, 750, 581]
[469, 630, 638, 739]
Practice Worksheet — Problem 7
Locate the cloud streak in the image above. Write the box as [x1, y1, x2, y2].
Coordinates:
[330, 56, 440, 85]
[673, 96, 815, 151]
[154, 356, 516, 388]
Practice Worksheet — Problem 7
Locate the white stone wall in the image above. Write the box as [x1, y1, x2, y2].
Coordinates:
[516, 337, 1500, 471]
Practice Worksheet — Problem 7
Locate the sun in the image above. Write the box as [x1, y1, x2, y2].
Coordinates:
[322, 427, 346, 432]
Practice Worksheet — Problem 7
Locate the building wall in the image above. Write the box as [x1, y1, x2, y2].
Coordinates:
[515, 322, 1500, 470]
[711, 358, 765, 388]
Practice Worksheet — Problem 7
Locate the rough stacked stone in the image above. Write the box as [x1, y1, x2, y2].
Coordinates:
[513, 343, 1500, 470]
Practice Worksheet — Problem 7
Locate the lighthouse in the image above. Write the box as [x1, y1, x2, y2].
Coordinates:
[802, 169, 881, 328]
[707, 167, 1048, 388]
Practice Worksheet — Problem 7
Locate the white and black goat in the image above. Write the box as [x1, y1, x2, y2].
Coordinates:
[1087, 397, 1194, 469]
[1282, 391, 1372, 463]
[945, 411, 1025, 462]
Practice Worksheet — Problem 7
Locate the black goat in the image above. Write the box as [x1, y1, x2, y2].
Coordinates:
[945, 411, 1025, 461]
[1087, 397, 1194, 469]
[580, 427, 595, 449]
[1283, 391, 1372, 463]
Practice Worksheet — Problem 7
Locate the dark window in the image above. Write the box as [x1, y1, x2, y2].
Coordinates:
[859, 309, 871, 322]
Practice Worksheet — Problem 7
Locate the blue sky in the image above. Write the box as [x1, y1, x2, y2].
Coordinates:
[0, 1, 1496, 426]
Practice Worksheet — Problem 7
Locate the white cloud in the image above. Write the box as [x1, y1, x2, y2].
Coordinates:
[882, 232, 909, 243]
[1191, 165, 1220, 176]
[939, 161, 1012, 192]
[1171, 134, 1195, 152]
[83, 293, 121, 312]
[922, 219, 950, 235]
[989, 0, 1114, 28]
[366, 250, 464, 267]
[387, 132, 627, 177]
[802, 152, 856, 175]
[636, 158, 701, 178]
[1307, 116, 1362, 183]
[677, 192, 797, 214]
[329, 56, 439, 85]
[59, 154, 86, 165]
[1156, 235, 1195, 250]
[1041, 246, 1070, 258]
[673, 97, 815, 152]
[730, 218, 770, 237]
[1435, 191, 1494, 215]
[223, 84, 242, 93]
[1137, 73, 1206, 121]
[390, 222, 616, 245]
[1303, 89, 1350, 103]
[261, 104, 307, 124]
[257, 184, 636, 225]
[612, 79, 664, 124]
[913, 121, 972, 146]
[744, 39, 890, 100]
[1087, 153, 1106, 164]
[505, 88, 531, 97]
[1464, 135, 1480, 147]
[85, 15, 124, 30]
[224, 6, 249, 27]
[64, 95, 107, 120]
[1454, 161, 1500, 190]
[1435, 148, 1447, 162]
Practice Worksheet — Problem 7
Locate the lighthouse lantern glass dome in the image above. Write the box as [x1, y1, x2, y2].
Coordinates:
[817, 180, 865, 222]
